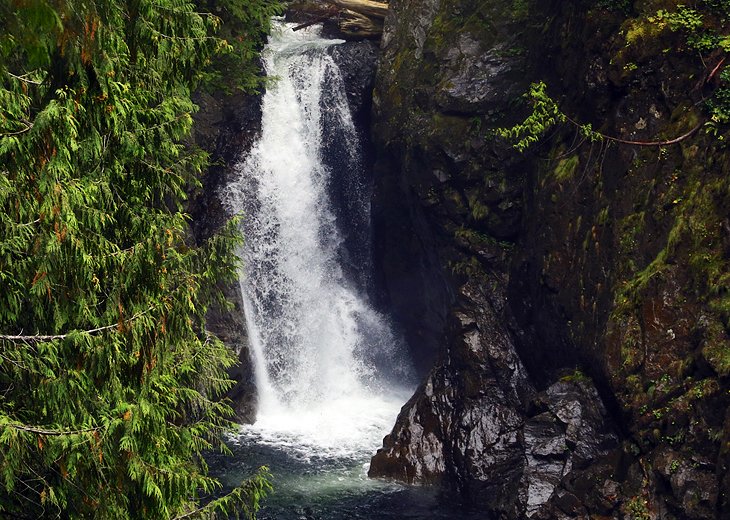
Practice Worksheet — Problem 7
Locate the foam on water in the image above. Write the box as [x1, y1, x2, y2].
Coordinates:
[236, 391, 411, 462]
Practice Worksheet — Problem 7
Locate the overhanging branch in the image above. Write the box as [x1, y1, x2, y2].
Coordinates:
[0, 308, 153, 344]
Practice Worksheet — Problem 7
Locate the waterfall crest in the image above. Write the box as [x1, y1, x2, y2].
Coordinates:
[223, 22, 411, 457]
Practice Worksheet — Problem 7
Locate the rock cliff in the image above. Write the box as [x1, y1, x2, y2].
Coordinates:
[189, 86, 264, 423]
[369, 0, 730, 518]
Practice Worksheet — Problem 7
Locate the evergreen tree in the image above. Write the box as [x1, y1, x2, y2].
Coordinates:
[0, 0, 279, 517]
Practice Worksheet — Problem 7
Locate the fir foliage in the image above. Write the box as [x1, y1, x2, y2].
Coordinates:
[0, 0, 278, 517]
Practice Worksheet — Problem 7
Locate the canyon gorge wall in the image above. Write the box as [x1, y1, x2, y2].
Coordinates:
[368, 0, 730, 518]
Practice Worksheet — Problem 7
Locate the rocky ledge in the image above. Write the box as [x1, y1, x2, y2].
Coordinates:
[369, 281, 619, 518]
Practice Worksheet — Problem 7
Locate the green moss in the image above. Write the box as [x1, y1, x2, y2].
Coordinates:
[430, 112, 471, 140]
[702, 320, 730, 376]
[624, 494, 652, 520]
[553, 155, 579, 181]
[616, 248, 669, 312]
[454, 227, 513, 250]
[560, 368, 591, 383]
[626, 374, 641, 389]
[449, 255, 482, 277]
[467, 191, 490, 220]
[597, 206, 610, 226]
[624, 17, 663, 46]
[617, 212, 646, 270]
[620, 325, 644, 372]
[511, 0, 530, 21]
[443, 185, 467, 213]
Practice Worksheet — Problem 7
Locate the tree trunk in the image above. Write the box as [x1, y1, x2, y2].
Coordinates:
[338, 8, 384, 38]
[329, 0, 388, 20]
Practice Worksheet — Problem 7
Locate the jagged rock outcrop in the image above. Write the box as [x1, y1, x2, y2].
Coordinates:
[370, 0, 730, 517]
[369, 282, 619, 518]
[369, 281, 534, 492]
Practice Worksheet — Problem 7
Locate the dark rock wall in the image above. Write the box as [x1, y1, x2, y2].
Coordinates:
[371, 0, 535, 373]
[189, 87, 265, 424]
[370, 0, 730, 518]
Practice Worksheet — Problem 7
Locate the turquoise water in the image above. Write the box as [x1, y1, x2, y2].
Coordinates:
[211, 433, 489, 520]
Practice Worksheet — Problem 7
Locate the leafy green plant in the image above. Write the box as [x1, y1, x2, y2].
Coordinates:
[625, 495, 652, 520]
[495, 82, 567, 151]
[495, 82, 602, 151]
[669, 459, 681, 474]
[649, 5, 730, 51]
[707, 69, 730, 128]
[559, 368, 591, 383]
[647, 4, 730, 133]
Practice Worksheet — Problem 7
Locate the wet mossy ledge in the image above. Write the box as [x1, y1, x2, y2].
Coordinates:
[368, 0, 730, 517]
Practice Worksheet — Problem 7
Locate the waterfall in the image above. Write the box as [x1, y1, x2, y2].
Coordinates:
[222, 22, 411, 458]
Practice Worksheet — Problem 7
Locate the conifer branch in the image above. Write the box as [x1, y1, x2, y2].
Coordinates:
[141, 19, 220, 41]
[150, 3, 218, 18]
[0, 324, 116, 342]
[16, 218, 41, 227]
[138, 111, 194, 134]
[1, 121, 33, 136]
[172, 504, 209, 520]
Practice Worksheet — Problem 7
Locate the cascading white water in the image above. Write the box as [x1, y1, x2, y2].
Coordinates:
[222, 22, 412, 459]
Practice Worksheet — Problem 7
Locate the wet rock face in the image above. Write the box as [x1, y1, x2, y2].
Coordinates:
[369, 282, 619, 517]
[188, 83, 264, 424]
[653, 447, 719, 519]
[327, 40, 379, 122]
[370, 0, 730, 517]
[206, 281, 257, 424]
[322, 40, 381, 293]
[371, 0, 534, 373]
[431, 33, 524, 115]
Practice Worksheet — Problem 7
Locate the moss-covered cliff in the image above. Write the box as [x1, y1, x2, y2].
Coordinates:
[370, 0, 730, 517]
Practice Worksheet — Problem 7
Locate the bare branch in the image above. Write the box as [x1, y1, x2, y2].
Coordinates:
[6, 71, 44, 85]
[5, 423, 98, 436]
[563, 115, 703, 147]
[0, 308, 153, 343]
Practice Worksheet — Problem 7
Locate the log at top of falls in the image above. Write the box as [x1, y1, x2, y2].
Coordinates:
[329, 0, 388, 19]
[288, 0, 388, 40]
